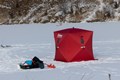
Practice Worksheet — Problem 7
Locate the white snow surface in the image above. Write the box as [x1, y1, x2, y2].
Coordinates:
[0, 22, 120, 80]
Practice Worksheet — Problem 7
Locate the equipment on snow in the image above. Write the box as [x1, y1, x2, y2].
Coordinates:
[19, 56, 56, 69]
[44, 63, 56, 69]
[19, 56, 44, 69]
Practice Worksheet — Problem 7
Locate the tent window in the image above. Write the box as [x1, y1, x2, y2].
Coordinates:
[57, 38, 61, 44]
[56, 33, 63, 44]
[80, 36, 84, 44]
[80, 36, 85, 48]
[56, 34, 63, 49]
[56, 38, 61, 49]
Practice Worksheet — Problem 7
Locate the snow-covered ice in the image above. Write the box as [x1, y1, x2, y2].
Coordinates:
[0, 22, 120, 80]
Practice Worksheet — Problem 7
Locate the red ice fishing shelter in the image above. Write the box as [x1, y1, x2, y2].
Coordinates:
[54, 27, 95, 62]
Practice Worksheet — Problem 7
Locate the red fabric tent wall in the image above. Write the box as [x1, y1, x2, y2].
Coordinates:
[54, 28, 95, 62]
